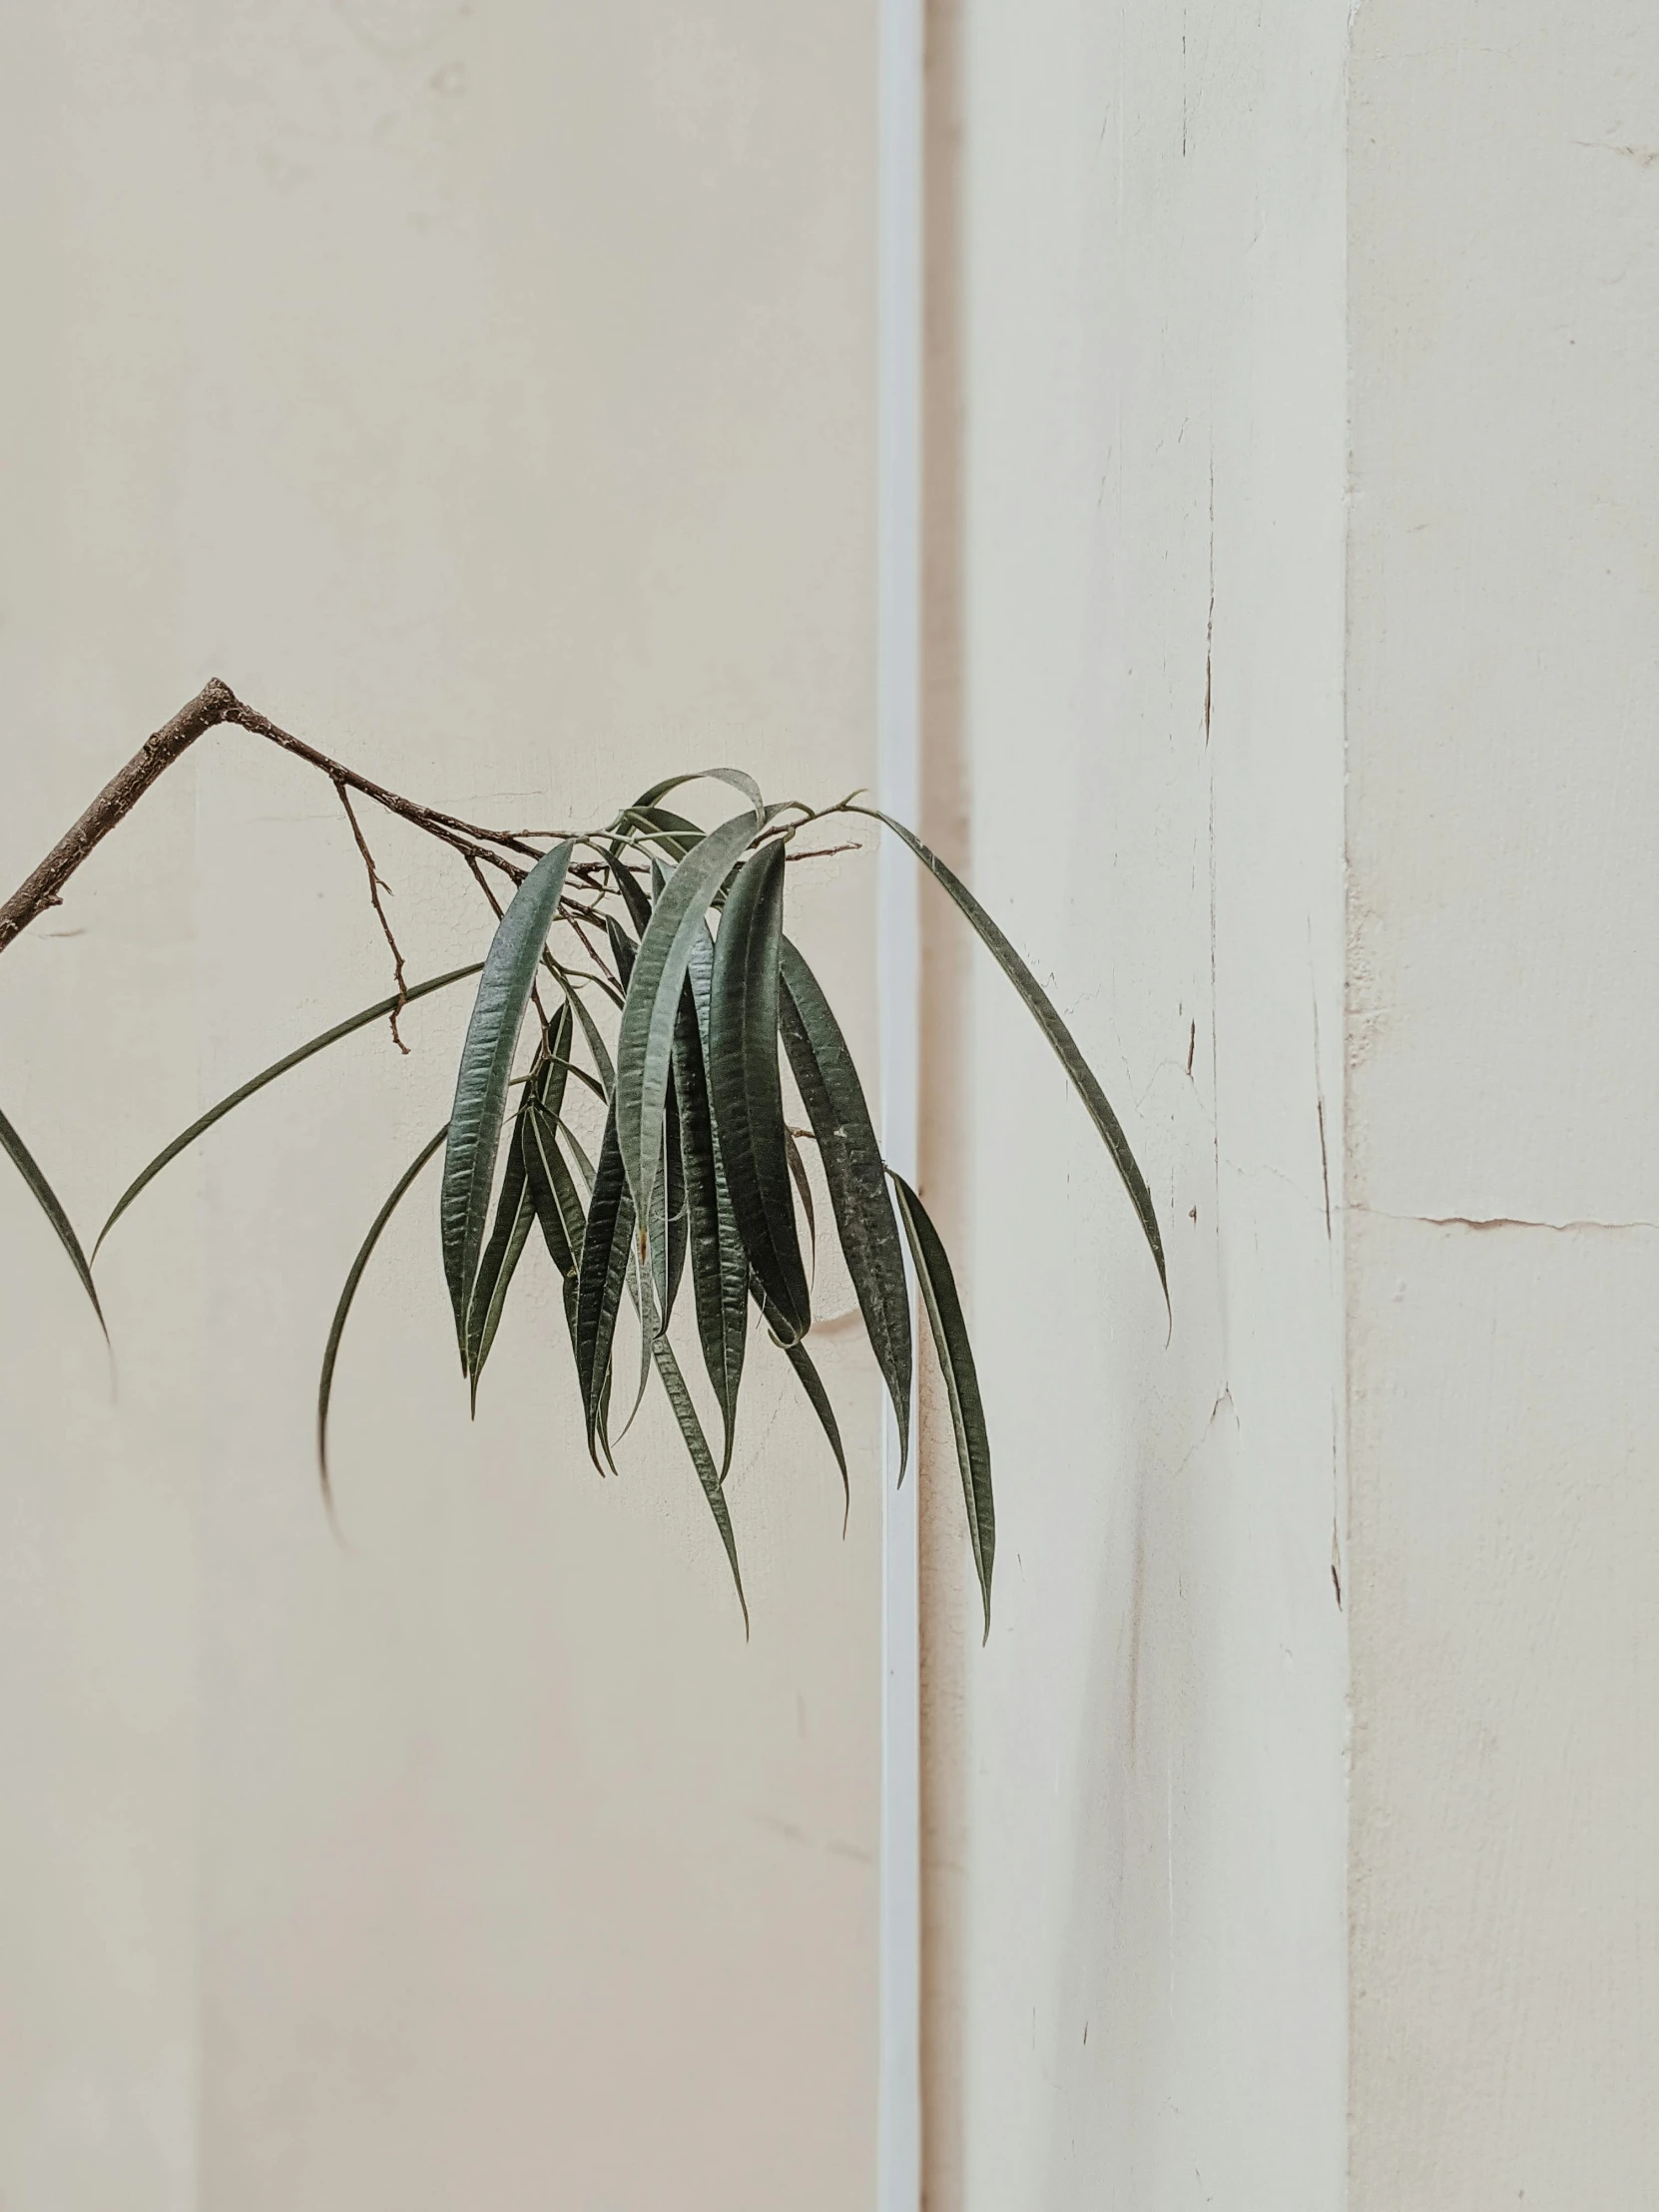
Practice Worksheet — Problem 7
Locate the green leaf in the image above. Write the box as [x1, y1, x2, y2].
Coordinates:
[95, 963, 484, 1257]
[612, 805, 706, 867]
[780, 1335, 848, 1533]
[468, 1185, 534, 1410]
[778, 939, 912, 1467]
[584, 1110, 748, 1630]
[523, 1104, 585, 1357]
[673, 959, 748, 1477]
[613, 808, 760, 1241]
[627, 767, 765, 818]
[0, 1102, 106, 1338]
[853, 809, 1168, 1312]
[317, 1124, 448, 1504]
[553, 973, 616, 1097]
[663, 1083, 688, 1325]
[707, 840, 811, 1343]
[604, 846, 655, 935]
[604, 913, 638, 989]
[647, 1327, 749, 1635]
[440, 842, 573, 1360]
[785, 1131, 816, 1278]
[890, 1173, 994, 1641]
[464, 1091, 535, 1408]
[573, 1100, 636, 1471]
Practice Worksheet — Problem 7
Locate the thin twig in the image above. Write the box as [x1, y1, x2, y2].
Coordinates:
[784, 840, 861, 864]
[335, 782, 410, 1051]
[0, 678, 552, 954]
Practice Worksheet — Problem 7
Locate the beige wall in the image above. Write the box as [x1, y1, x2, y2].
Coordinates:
[0, 6, 882, 2207]
[919, 0, 1350, 2204]
[1348, 2, 1659, 2202]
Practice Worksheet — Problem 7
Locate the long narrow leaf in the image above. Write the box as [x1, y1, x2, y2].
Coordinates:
[440, 842, 573, 1357]
[613, 808, 760, 1238]
[0, 1103, 106, 1337]
[467, 1183, 534, 1409]
[707, 841, 811, 1343]
[523, 1105, 584, 1357]
[785, 1131, 816, 1278]
[778, 939, 912, 1465]
[465, 1088, 535, 1405]
[627, 767, 765, 817]
[573, 1102, 635, 1471]
[649, 1329, 749, 1635]
[604, 846, 655, 935]
[317, 1124, 448, 1501]
[554, 974, 616, 1097]
[675, 959, 748, 1478]
[95, 963, 483, 1256]
[890, 1173, 994, 1640]
[663, 1088, 688, 1324]
[781, 1335, 848, 1533]
[853, 809, 1168, 1310]
[612, 804, 706, 867]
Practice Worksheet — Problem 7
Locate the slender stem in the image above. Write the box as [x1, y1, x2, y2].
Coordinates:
[0, 677, 545, 956]
[335, 782, 409, 1052]
[0, 679, 235, 951]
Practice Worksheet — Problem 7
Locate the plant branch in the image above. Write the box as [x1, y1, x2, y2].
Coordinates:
[0, 676, 547, 956]
[0, 679, 235, 952]
[335, 783, 409, 1051]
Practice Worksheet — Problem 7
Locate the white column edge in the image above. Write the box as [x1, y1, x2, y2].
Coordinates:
[876, 0, 922, 2202]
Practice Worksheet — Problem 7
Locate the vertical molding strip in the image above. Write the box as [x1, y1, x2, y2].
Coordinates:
[876, 0, 923, 2203]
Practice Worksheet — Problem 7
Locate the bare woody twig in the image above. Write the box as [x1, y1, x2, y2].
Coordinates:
[0, 677, 539, 957]
[334, 782, 409, 1051]
[0, 680, 235, 953]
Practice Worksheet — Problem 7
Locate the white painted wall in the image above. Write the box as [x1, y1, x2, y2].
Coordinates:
[0, 7, 883, 2207]
[919, 1, 1350, 2205]
[1348, 2, 1659, 2202]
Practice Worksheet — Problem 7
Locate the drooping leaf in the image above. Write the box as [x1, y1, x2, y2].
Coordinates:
[467, 1180, 534, 1411]
[573, 1100, 636, 1471]
[853, 809, 1168, 1310]
[95, 963, 484, 1257]
[317, 1124, 448, 1502]
[553, 973, 616, 1097]
[597, 914, 666, 1404]
[612, 804, 706, 868]
[707, 840, 811, 1343]
[604, 912, 638, 989]
[890, 1172, 995, 1640]
[465, 1086, 535, 1405]
[538, 1051, 607, 1106]
[523, 1104, 584, 1357]
[584, 1115, 749, 1629]
[613, 808, 761, 1240]
[626, 767, 765, 818]
[0, 1102, 106, 1338]
[663, 1084, 688, 1325]
[780, 1334, 848, 1533]
[604, 846, 655, 936]
[785, 1130, 816, 1279]
[440, 842, 573, 1358]
[648, 1324, 749, 1635]
[778, 939, 912, 1467]
[674, 954, 748, 1479]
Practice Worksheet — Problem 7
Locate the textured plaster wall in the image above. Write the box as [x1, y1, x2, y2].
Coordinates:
[1348, 3, 1659, 2202]
[918, 0, 1350, 2204]
[0, 6, 881, 2208]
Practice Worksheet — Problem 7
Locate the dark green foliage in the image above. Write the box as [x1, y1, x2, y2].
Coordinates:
[891, 1173, 994, 1641]
[20, 776, 1164, 1634]
[0, 1102, 105, 1339]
